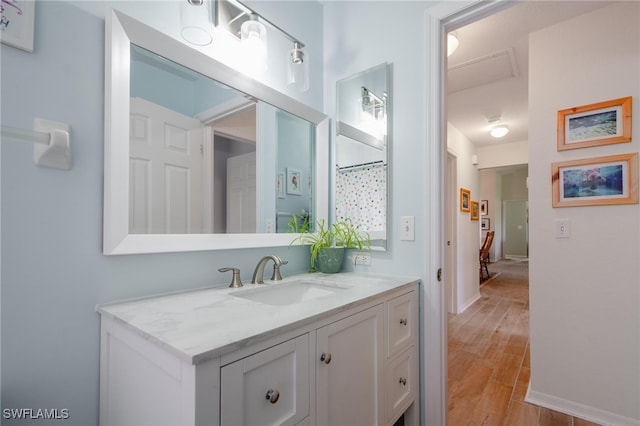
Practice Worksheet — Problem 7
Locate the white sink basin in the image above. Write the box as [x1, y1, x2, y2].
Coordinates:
[231, 280, 349, 306]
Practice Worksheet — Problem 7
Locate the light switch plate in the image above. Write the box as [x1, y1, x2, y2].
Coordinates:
[401, 216, 415, 241]
[555, 219, 571, 239]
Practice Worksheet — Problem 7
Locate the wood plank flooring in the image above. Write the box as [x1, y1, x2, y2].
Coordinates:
[447, 259, 601, 426]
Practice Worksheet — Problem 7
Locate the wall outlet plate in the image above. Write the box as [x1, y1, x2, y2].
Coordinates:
[353, 252, 371, 266]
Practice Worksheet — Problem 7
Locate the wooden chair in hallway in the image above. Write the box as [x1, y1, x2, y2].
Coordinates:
[479, 231, 495, 280]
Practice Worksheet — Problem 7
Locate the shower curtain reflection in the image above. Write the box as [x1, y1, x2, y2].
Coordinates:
[335, 161, 387, 243]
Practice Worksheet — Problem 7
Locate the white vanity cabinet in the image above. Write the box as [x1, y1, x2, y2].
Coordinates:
[316, 304, 384, 426]
[97, 275, 419, 426]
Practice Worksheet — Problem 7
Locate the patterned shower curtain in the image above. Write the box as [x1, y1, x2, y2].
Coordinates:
[335, 162, 386, 232]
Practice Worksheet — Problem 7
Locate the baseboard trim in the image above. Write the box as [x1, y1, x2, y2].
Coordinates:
[457, 292, 481, 314]
[525, 384, 639, 426]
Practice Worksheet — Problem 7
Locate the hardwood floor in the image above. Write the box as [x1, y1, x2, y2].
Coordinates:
[447, 259, 601, 426]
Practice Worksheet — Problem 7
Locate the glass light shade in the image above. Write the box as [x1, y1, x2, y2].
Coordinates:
[180, 0, 213, 46]
[240, 18, 267, 73]
[286, 44, 309, 92]
[490, 125, 509, 138]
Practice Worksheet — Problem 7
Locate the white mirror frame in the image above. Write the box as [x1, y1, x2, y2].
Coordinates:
[104, 10, 329, 255]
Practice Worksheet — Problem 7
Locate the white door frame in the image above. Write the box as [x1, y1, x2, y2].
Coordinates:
[423, 2, 513, 424]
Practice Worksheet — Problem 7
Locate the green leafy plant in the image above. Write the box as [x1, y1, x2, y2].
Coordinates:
[290, 217, 370, 271]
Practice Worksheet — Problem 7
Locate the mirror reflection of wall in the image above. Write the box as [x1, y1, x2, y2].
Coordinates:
[335, 63, 390, 249]
[128, 44, 313, 235]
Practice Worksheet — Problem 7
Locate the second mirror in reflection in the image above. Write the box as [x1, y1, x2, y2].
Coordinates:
[129, 45, 315, 235]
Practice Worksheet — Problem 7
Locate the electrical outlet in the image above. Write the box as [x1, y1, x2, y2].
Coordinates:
[353, 252, 371, 266]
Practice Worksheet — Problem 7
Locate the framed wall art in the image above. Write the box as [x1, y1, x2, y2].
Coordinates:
[480, 200, 488, 215]
[481, 217, 490, 230]
[470, 201, 479, 220]
[551, 153, 638, 207]
[0, 0, 35, 52]
[287, 168, 302, 195]
[460, 188, 470, 212]
[557, 97, 632, 151]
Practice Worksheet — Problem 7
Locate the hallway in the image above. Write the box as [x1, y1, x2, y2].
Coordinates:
[447, 260, 601, 426]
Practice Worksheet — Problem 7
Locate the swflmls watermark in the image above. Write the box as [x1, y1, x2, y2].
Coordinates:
[3, 408, 70, 420]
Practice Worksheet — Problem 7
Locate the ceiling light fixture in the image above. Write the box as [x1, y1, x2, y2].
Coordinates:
[180, 0, 213, 46]
[490, 125, 509, 138]
[447, 33, 459, 57]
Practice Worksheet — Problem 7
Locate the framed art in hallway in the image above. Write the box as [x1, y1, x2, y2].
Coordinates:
[557, 96, 632, 151]
[551, 152, 639, 207]
[480, 199, 488, 215]
[460, 188, 470, 212]
[481, 217, 490, 230]
[470, 201, 479, 220]
[0, 0, 35, 52]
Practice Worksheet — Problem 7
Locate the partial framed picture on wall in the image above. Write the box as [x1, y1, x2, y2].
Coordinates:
[460, 188, 470, 212]
[557, 97, 632, 151]
[481, 217, 490, 230]
[480, 200, 488, 215]
[551, 153, 639, 207]
[287, 168, 302, 195]
[0, 0, 35, 52]
[470, 201, 479, 220]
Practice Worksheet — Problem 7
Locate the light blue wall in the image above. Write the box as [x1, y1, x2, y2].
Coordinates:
[323, 1, 430, 275]
[0, 1, 323, 423]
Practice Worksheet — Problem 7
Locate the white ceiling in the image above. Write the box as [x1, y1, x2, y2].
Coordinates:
[446, 1, 614, 147]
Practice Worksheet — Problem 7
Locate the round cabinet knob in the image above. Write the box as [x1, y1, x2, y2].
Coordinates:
[400, 318, 408, 326]
[320, 352, 332, 364]
[265, 389, 280, 404]
[399, 377, 407, 386]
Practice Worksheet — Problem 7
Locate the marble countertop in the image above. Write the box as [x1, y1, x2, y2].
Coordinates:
[97, 272, 419, 364]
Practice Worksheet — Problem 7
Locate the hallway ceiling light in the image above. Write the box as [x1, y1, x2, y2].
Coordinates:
[447, 34, 459, 56]
[490, 125, 509, 138]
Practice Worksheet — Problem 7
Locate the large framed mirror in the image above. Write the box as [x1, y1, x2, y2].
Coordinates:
[104, 10, 329, 254]
[335, 63, 391, 250]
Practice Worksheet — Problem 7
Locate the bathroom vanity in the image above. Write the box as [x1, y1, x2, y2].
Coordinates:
[97, 273, 419, 425]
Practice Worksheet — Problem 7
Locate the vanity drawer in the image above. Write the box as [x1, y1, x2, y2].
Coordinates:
[386, 347, 416, 424]
[220, 334, 310, 426]
[386, 290, 417, 358]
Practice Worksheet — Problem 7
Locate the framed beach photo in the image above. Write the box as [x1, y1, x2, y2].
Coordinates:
[0, 0, 35, 52]
[460, 188, 470, 212]
[557, 97, 632, 151]
[287, 168, 302, 195]
[470, 201, 479, 220]
[551, 153, 638, 207]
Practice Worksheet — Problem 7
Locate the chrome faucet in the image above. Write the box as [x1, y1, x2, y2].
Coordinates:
[251, 255, 288, 284]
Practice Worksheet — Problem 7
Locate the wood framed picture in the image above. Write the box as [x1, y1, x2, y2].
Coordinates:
[551, 153, 639, 207]
[470, 201, 479, 220]
[481, 217, 490, 230]
[460, 188, 470, 212]
[0, 0, 35, 52]
[557, 97, 632, 151]
[480, 200, 488, 215]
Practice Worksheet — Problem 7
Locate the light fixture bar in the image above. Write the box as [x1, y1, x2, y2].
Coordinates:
[216, 0, 304, 48]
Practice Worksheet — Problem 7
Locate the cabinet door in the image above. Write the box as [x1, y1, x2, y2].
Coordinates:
[316, 304, 384, 426]
[386, 347, 416, 424]
[220, 334, 309, 426]
[387, 291, 417, 359]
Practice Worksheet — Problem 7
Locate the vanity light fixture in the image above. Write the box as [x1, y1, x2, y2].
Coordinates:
[240, 13, 268, 73]
[287, 41, 309, 92]
[360, 86, 387, 138]
[215, 0, 309, 90]
[180, 0, 214, 46]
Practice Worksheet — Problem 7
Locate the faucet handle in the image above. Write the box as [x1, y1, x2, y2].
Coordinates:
[219, 267, 243, 288]
[271, 259, 288, 281]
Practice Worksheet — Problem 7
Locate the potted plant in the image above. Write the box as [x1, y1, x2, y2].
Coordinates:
[290, 217, 370, 273]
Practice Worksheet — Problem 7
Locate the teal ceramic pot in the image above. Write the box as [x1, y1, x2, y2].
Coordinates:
[317, 247, 345, 273]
